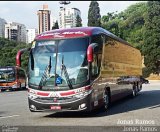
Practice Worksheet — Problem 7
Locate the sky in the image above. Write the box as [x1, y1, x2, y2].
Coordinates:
[0, 1, 144, 29]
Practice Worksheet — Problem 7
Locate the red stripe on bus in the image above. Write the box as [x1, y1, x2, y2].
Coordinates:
[37, 92, 49, 96]
[60, 91, 75, 96]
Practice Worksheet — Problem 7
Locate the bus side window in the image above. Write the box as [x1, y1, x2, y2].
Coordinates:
[90, 34, 103, 79]
[92, 54, 99, 78]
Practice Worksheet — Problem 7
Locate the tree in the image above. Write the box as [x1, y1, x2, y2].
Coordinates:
[120, 2, 147, 47]
[101, 2, 147, 47]
[142, 1, 160, 75]
[76, 15, 82, 27]
[88, 1, 101, 27]
[101, 12, 117, 26]
[0, 38, 30, 71]
[101, 12, 123, 38]
[52, 20, 59, 30]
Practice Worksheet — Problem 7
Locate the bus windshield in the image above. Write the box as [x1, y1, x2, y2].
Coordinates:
[28, 37, 89, 91]
[0, 68, 16, 82]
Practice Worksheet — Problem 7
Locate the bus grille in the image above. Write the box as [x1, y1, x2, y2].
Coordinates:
[34, 96, 78, 103]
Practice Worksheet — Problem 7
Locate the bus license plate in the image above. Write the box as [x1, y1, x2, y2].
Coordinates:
[50, 106, 61, 110]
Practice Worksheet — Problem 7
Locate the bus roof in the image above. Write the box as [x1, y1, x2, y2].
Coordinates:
[35, 27, 132, 47]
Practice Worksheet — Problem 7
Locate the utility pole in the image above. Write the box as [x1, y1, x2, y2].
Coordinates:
[59, 1, 71, 28]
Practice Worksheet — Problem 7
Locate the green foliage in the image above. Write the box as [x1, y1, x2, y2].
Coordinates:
[142, 1, 160, 74]
[88, 1, 101, 27]
[52, 20, 59, 30]
[121, 2, 147, 48]
[0, 37, 31, 71]
[76, 15, 82, 27]
[101, 1, 160, 76]
[102, 13, 122, 37]
[101, 2, 147, 48]
[142, 67, 152, 78]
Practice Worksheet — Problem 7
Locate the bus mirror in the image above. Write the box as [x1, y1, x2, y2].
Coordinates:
[87, 45, 93, 62]
[87, 43, 98, 63]
[16, 48, 30, 67]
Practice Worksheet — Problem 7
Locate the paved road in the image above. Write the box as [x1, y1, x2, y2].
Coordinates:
[0, 81, 160, 131]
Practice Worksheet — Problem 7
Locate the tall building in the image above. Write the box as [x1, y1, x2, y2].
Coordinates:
[26, 28, 38, 44]
[37, 4, 51, 34]
[0, 18, 7, 38]
[59, 7, 81, 29]
[5, 22, 27, 43]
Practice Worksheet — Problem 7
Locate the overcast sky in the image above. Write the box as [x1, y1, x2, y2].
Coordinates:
[0, 1, 144, 29]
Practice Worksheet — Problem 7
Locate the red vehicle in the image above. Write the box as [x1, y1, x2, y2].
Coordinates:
[0, 66, 26, 91]
[16, 27, 142, 112]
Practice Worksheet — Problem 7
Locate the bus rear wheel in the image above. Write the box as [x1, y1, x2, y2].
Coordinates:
[103, 90, 110, 111]
[132, 84, 138, 97]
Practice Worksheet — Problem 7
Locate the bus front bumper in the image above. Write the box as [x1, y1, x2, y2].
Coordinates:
[28, 94, 92, 112]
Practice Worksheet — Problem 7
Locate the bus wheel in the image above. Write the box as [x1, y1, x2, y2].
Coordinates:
[138, 83, 142, 92]
[140, 83, 142, 91]
[132, 84, 137, 97]
[103, 90, 110, 111]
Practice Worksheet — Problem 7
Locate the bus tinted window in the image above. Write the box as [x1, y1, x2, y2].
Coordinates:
[58, 38, 89, 52]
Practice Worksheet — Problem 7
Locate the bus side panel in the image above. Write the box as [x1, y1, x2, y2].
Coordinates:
[90, 78, 106, 110]
[100, 36, 142, 102]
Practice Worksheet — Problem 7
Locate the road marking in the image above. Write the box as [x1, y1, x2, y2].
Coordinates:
[0, 115, 20, 119]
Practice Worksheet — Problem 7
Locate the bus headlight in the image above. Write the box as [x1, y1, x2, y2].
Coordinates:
[28, 93, 37, 100]
[74, 91, 90, 98]
[30, 105, 36, 111]
[75, 93, 84, 98]
[79, 103, 86, 109]
[28, 90, 37, 99]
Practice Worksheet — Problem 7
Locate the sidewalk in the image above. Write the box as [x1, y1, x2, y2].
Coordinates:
[149, 80, 160, 83]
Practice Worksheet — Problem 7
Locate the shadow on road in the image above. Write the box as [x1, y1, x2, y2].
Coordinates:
[0, 88, 27, 93]
[44, 89, 160, 118]
[0, 111, 7, 117]
[103, 90, 160, 116]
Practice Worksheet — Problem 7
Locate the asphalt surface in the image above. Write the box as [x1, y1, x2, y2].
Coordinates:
[0, 81, 160, 132]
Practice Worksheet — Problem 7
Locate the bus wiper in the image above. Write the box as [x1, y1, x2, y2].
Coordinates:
[61, 55, 73, 89]
[38, 56, 52, 89]
[48, 56, 52, 74]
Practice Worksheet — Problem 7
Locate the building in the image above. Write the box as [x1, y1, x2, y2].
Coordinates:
[0, 18, 7, 38]
[5, 22, 27, 43]
[37, 4, 51, 34]
[59, 7, 81, 29]
[26, 28, 38, 44]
